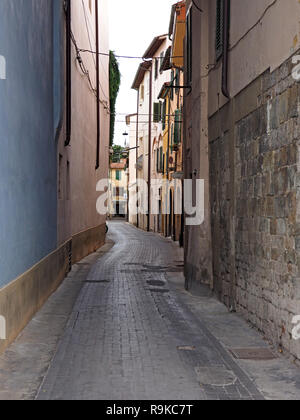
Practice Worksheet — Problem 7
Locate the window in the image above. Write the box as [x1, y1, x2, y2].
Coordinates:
[216, 0, 224, 60]
[162, 100, 167, 130]
[160, 147, 164, 173]
[153, 102, 161, 123]
[140, 84, 144, 101]
[170, 70, 174, 101]
[175, 69, 180, 94]
[157, 147, 164, 173]
[159, 51, 165, 74]
[155, 59, 159, 80]
[186, 8, 193, 85]
[114, 187, 124, 197]
[174, 109, 182, 144]
[116, 170, 122, 181]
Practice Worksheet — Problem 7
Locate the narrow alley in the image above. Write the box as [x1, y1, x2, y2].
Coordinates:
[0, 222, 299, 401]
[1, 0, 300, 405]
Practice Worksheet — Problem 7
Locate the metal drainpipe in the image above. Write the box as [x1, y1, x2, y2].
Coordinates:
[166, 92, 171, 237]
[147, 64, 153, 232]
[136, 91, 140, 228]
[64, 0, 71, 146]
[95, 0, 100, 169]
[222, 0, 230, 99]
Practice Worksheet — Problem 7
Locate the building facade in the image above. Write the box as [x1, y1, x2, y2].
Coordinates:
[131, 35, 171, 232]
[108, 160, 128, 218]
[0, 0, 110, 354]
[184, 0, 300, 361]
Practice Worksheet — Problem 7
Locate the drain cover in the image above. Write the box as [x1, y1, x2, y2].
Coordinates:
[147, 280, 166, 287]
[143, 265, 168, 270]
[120, 270, 141, 274]
[229, 348, 277, 360]
[124, 263, 141, 266]
[195, 367, 237, 387]
[85, 280, 110, 284]
[148, 288, 170, 293]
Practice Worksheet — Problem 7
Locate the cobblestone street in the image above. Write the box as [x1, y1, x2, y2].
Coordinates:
[36, 221, 264, 400]
[1, 221, 300, 400]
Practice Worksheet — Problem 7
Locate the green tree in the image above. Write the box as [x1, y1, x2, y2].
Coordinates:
[109, 51, 121, 146]
[111, 145, 124, 163]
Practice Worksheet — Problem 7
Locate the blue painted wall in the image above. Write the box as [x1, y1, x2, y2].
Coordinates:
[0, 0, 62, 288]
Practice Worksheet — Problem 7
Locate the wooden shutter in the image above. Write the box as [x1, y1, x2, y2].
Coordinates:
[175, 69, 180, 94]
[174, 109, 181, 144]
[155, 59, 159, 79]
[153, 102, 160, 123]
[162, 100, 167, 130]
[170, 70, 174, 101]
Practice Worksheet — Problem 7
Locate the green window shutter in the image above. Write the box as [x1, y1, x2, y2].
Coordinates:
[116, 170, 121, 181]
[162, 100, 167, 130]
[216, 0, 224, 60]
[155, 59, 159, 79]
[175, 69, 180, 94]
[159, 51, 164, 73]
[174, 109, 181, 144]
[153, 102, 160, 123]
[170, 70, 174, 101]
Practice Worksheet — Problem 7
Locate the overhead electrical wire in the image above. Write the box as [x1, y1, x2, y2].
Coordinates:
[78, 48, 184, 61]
[70, 30, 110, 113]
[80, 0, 111, 105]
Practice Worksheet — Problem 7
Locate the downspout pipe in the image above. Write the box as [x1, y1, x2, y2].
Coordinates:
[53, 0, 64, 143]
[64, 0, 72, 146]
[95, 0, 100, 169]
[147, 64, 153, 232]
[136, 90, 140, 228]
[222, 0, 230, 99]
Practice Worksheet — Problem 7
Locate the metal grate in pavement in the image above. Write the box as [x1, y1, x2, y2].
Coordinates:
[84, 280, 111, 284]
[147, 280, 166, 287]
[148, 288, 170, 293]
[229, 348, 277, 360]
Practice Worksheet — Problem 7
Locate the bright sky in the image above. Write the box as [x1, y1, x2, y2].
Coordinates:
[109, 0, 175, 146]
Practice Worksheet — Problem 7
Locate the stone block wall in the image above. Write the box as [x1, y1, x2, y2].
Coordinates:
[210, 132, 233, 306]
[209, 54, 300, 360]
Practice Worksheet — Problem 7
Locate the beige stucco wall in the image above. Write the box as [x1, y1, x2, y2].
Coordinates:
[150, 39, 171, 232]
[128, 116, 138, 225]
[0, 0, 110, 356]
[183, 0, 213, 291]
[108, 167, 128, 216]
[135, 38, 172, 231]
[58, 0, 110, 245]
[208, 0, 300, 116]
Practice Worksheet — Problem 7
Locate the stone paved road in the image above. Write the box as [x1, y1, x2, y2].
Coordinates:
[37, 222, 264, 400]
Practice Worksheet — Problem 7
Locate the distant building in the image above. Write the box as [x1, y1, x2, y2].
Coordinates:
[108, 160, 128, 219]
[131, 35, 171, 232]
